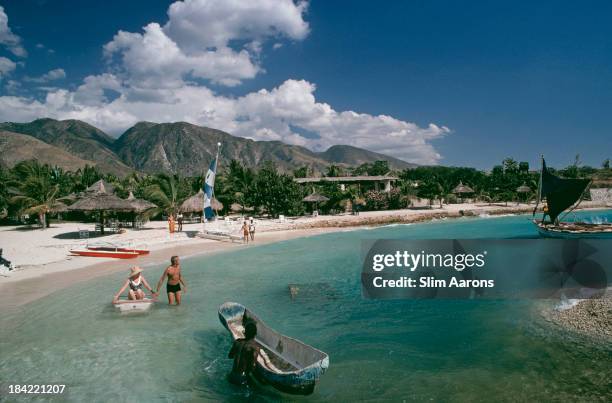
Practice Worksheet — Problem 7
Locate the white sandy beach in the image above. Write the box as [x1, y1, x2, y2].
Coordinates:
[1, 201, 609, 308]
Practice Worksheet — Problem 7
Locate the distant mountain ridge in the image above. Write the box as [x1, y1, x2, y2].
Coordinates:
[0, 130, 94, 171]
[0, 118, 417, 176]
[0, 119, 132, 175]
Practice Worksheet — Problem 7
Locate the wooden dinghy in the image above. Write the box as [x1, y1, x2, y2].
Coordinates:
[113, 298, 154, 313]
[218, 302, 329, 395]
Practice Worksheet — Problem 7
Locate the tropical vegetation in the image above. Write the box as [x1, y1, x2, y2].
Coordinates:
[0, 155, 609, 227]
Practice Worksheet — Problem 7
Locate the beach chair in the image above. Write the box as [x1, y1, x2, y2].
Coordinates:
[79, 229, 89, 239]
[279, 215, 286, 223]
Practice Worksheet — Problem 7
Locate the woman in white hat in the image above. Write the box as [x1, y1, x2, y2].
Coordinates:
[113, 266, 156, 303]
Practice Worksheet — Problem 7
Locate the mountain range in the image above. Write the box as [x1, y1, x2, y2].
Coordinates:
[0, 118, 416, 176]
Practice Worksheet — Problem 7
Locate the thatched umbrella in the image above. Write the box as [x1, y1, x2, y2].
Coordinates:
[303, 193, 329, 213]
[68, 183, 136, 234]
[230, 203, 254, 213]
[516, 183, 531, 193]
[126, 191, 156, 228]
[452, 181, 474, 194]
[515, 183, 532, 204]
[49, 201, 68, 214]
[127, 191, 156, 213]
[453, 181, 474, 203]
[180, 189, 223, 214]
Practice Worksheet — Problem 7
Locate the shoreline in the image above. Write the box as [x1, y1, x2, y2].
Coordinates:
[539, 293, 612, 343]
[0, 227, 343, 309]
[0, 202, 609, 310]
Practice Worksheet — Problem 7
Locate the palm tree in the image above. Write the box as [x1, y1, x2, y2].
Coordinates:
[227, 160, 255, 212]
[9, 161, 62, 228]
[143, 173, 188, 216]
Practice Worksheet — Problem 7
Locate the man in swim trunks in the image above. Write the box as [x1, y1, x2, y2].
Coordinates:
[228, 321, 260, 386]
[155, 255, 187, 305]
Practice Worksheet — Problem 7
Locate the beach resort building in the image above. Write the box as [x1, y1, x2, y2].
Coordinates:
[294, 175, 399, 192]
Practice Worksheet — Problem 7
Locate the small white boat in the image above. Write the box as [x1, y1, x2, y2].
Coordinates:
[113, 298, 154, 313]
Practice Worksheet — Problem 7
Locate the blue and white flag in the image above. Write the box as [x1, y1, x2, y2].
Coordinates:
[203, 158, 217, 220]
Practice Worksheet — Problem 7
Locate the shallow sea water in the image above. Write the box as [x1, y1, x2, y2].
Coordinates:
[1, 211, 611, 402]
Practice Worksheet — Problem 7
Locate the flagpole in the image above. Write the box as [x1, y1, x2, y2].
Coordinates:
[202, 142, 222, 233]
[213, 142, 221, 218]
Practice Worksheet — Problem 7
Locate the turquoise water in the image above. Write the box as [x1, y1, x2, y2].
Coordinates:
[1, 211, 611, 402]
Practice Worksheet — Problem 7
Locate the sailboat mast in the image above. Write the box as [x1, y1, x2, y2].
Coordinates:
[212, 142, 221, 216]
[537, 154, 543, 203]
[533, 154, 544, 217]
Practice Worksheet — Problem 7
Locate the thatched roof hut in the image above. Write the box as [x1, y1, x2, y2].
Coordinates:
[180, 189, 223, 213]
[452, 181, 474, 194]
[68, 183, 136, 234]
[69, 183, 135, 212]
[127, 191, 157, 213]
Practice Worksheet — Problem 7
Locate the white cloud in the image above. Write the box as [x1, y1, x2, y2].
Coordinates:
[24, 68, 66, 83]
[0, 78, 448, 164]
[0, 6, 26, 57]
[103, 0, 308, 87]
[164, 0, 309, 50]
[0, 0, 449, 164]
[0, 56, 16, 78]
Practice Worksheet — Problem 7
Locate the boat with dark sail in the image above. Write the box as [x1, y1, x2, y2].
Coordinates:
[218, 302, 329, 395]
[532, 157, 612, 238]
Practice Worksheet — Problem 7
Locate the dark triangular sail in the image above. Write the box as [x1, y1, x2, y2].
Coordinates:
[540, 159, 590, 222]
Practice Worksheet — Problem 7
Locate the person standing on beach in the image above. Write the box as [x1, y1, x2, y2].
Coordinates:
[168, 214, 176, 233]
[177, 213, 183, 232]
[155, 256, 187, 305]
[249, 219, 256, 241]
[242, 220, 250, 244]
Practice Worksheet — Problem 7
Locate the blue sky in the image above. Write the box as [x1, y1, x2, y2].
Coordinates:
[0, 0, 610, 169]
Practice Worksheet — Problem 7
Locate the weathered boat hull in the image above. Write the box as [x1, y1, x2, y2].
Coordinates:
[218, 302, 329, 395]
[533, 220, 612, 239]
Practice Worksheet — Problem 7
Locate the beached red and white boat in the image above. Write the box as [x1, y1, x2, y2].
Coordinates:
[70, 242, 149, 259]
[87, 246, 150, 255]
[70, 249, 140, 259]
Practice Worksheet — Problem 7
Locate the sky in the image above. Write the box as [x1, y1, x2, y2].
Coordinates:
[0, 0, 610, 169]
